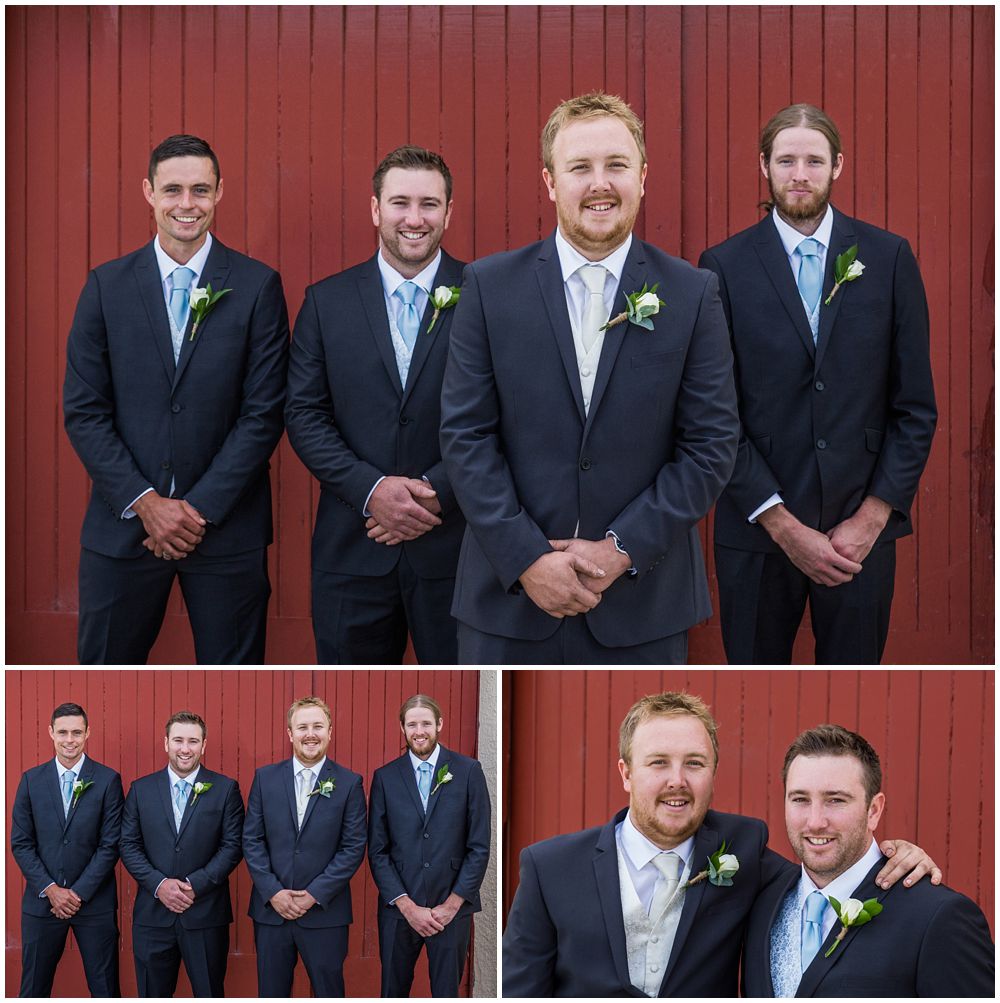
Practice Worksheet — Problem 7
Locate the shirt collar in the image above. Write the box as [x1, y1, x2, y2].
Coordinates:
[293, 756, 323, 776]
[554, 227, 632, 285]
[797, 837, 883, 908]
[771, 203, 834, 256]
[407, 743, 442, 773]
[620, 809, 695, 871]
[377, 248, 442, 298]
[54, 754, 86, 778]
[166, 764, 200, 787]
[153, 232, 213, 284]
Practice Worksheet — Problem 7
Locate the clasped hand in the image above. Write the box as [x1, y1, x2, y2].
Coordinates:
[157, 877, 196, 914]
[134, 493, 206, 560]
[45, 884, 82, 920]
[366, 476, 442, 545]
[270, 888, 318, 921]
[519, 537, 631, 618]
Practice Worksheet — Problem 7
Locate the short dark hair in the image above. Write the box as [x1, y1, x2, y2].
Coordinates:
[372, 145, 453, 203]
[399, 694, 443, 726]
[165, 710, 207, 740]
[51, 703, 87, 727]
[148, 134, 220, 185]
[782, 724, 882, 803]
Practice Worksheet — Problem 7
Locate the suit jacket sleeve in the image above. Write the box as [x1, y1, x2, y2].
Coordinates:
[501, 845, 557, 997]
[866, 238, 937, 518]
[305, 773, 367, 908]
[285, 286, 386, 513]
[71, 772, 124, 903]
[183, 269, 289, 525]
[10, 774, 55, 896]
[366, 769, 407, 904]
[63, 270, 157, 517]
[440, 264, 553, 589]
[119, 783, 168, 896]
[186, 780, 245, 897]
[452, 760, 491, 904]
[606, 269, 739, 573]
[242, 770, 283, 902]
[915, 892, 995, 996]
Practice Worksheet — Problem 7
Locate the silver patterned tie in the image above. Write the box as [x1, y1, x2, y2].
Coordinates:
[648, 851, 680, 918]
[578, 264, 609, 353]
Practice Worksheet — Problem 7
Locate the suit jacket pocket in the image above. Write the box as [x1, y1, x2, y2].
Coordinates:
[749, 432, 772, 457]
[631, 348, 685, 369]
[865, 427, 884, 453]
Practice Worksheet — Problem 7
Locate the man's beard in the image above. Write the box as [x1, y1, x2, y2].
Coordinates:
[770, 175, 833, 223]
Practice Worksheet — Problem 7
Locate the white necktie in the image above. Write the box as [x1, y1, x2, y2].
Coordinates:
[578, 263, 609, 353]
[296, 768, 313, 827]
[649, 851, 681, 918]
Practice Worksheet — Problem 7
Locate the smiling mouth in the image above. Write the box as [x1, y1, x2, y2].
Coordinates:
[805, 836, 835, 845]
[585, 201, 616, 213]
[172, 215, 200, 224]
[659, 798, 690, 809]
[399, 230, 427, 240]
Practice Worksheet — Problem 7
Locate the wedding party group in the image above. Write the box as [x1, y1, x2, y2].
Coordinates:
[63, 91, 936, 666]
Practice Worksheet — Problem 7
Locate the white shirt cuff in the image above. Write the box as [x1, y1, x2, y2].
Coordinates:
[123, 486, 155, 519]
[363, 476, 386, 518]
[748, 493, 783, 524]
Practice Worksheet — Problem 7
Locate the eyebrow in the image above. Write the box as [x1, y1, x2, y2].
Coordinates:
[786, 788, 855, 798]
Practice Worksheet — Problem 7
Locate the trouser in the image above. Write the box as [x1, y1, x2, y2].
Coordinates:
[378, 911, 473, 998]
[252, 921, 349, 998]
[133, 921, 229, 997]
[20, 910, 120, 997]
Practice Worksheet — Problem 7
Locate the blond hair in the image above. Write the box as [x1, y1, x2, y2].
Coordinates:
[541, 91, 646, 172]
[287, 695, 332, 728]
[619, 692, 719, 766]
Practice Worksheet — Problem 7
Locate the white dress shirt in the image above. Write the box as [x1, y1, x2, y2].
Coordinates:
[747, 205, 834, 524]
[616, 810, 695, 915]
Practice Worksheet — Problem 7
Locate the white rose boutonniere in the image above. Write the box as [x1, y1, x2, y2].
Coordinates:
[684, 840, 740, 888]
[307, 778, 336, 799]
[602, 283, 666, 332]
[71, 779, 94, 808]
[189, 283, 233, 341]
[430, 763, 453, 796]
[824, 895, 883, 957]
[427, 285, 461, 333]
[823, 244, 865, 305]
[190, 781, 213, 805]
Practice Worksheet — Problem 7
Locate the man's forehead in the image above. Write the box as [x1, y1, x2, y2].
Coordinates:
[290, 710, 329, 727]
[152, 156, 218, 185]
[52, 716, 87, 730]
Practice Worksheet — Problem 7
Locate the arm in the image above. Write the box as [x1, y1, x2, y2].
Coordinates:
[186, 780, 245, 896]
[450, 761, 491, 905]
[917, 893, 995, 996]
[606, 270, 740, 575]
[70, 773, 124, 902]
[241, 771, 284, 903]
[183, 269, 289, 524]
[10, 774, 56, 896]
[304, 774, 368, 907]
[501, 847, 557, 997]
[366, 771, 408, 905]
[118, 785, 167, 896]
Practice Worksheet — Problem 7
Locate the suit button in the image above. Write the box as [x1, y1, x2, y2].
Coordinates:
[817, 439, 827, 449]
[171, 403, 182, 413]
[580, 458, 592, 470]
[175, 847, 181, 853]
[399, 415, 410, 425]
[63, 839, 69, 845]
[814, 380, 825, 391]
[423, 862, 430, 868]
[161, 461, 171, 470]
[423, 832, 429, 839]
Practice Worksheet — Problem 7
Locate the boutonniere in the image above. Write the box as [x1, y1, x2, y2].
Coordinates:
[430, 763, 453, 796]
[823, 244, 864, 305]
[189, 284, 233, 340]
[602, 283, 665, 332]
[190, 781, 213, 805]
[427, 285, 461, 333]
[824, 895, 883, 956]
[307, 778, 336, 799]
[71, 779, 94, 808]
[684, 840, 740, 888]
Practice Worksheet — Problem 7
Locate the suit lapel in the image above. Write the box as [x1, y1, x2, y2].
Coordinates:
[422, 745, 451, 828]
[158, 769, 178, 834]
[814, 208, 856, 371]
[176, 767, 213, 840]
[584, 238, 646, 434]
[173, 238, 231, 390]
[535, 236, 586, 424]
[135, 244, 178, 382]
[299, 758, 336, 835]
[63, 757, 96, 833]
[285, 760, 300, 833]
[359, 257, 405, 398]
[593, 810, 638, 995]
[395, 752, 426, 822]
[402, 253, 463, 404]
[797, 859, 889, 997]
[752, 216, 817, 362]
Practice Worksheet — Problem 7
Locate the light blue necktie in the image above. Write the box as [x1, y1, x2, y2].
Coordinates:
[394, 281, 422, 351]
[169, 266, 195, 332]
[62, 771, 76, 816]
[172, 779, 191, 830]
[417, 761, 433, 809]
[796, 237, 823, 326]
[801, 890, 829, 971]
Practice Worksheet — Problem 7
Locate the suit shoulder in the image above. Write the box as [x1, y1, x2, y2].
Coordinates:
[700, 219, 765, 262]
[467, 241, 547, 279]
[217, 242, 281, 282]
[305, 256, 375, 298]
[849, 215, 911, 252]
[86, 758, 122, 781]
[522, 822, 603, 866]
[703, 808, 769, 840]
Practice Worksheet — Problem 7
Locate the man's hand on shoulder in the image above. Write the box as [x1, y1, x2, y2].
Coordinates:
[757, 504, 862, 586]
[133, 493, 206, 560]
[549, 537, 630, 595]
[519, 550, 606, 618]
[828, 496, 892, 566]
[395, 894, 446, 937]
[366, 476, 442, 542]
[876, 839, 943, 889]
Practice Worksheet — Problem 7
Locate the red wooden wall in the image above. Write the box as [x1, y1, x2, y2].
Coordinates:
[502, 669, 995, 938]
[6, 6, 994, 664]
[5, 669, 484, 998]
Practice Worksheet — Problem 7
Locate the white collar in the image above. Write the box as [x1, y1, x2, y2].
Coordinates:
[54, 753, 86, 777]
[797, 837, 883, 909]
[771, 203, 834, 256]
[293, 756, 323, 775]
[620, 809, 695, 871]
[377, 248, 442, 298]
[408, 743, 442, 773]
[554, 227, 632, 285]
[166, 764, 200, 787]
[153, 232, 213, 284]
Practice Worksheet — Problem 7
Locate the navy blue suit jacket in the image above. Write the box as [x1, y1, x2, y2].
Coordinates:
[742, 855, 995, 997]
[119, 766, 244, 930]
[367, 745, 490, 919]
[63, 237, 289, 558]
[502, 807, 792, 997]
[286, 251, 467, 578]
[440, 232, 739, 645]
[11, 756, 124, 917]
[699, 209, 936, 552]
[242, 757, 367, 928]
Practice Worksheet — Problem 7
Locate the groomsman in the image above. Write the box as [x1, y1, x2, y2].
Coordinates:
[242, 696, 367, 997]
[11, 703, 124, 997]
[119, 711, 244, 996]
[368, 695, 491, 996]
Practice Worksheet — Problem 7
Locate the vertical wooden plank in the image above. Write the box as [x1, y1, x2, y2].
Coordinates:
[375, 4, 409, 158]
[853, 6, 887, 228]
[182, 5, 215, 141]
[472, 6, 507, 258]
[569, 4, 606, 96]
[506, 6, 542, 250]
[212, 7, 248, 252]
[725, 6, 760, 240]
[408, 8, 442, 151]
[440, 5, 475, 263]
[790, 5, 823, 103]
[245, 6, 280, 265]
[703, 5, 729, 251]
[882, 669, 920, 842]
[679, 5, 707, 264]
[915, 671, 951, 856]
[119, 7, 150, 254]
[821, 6, 855, 215]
